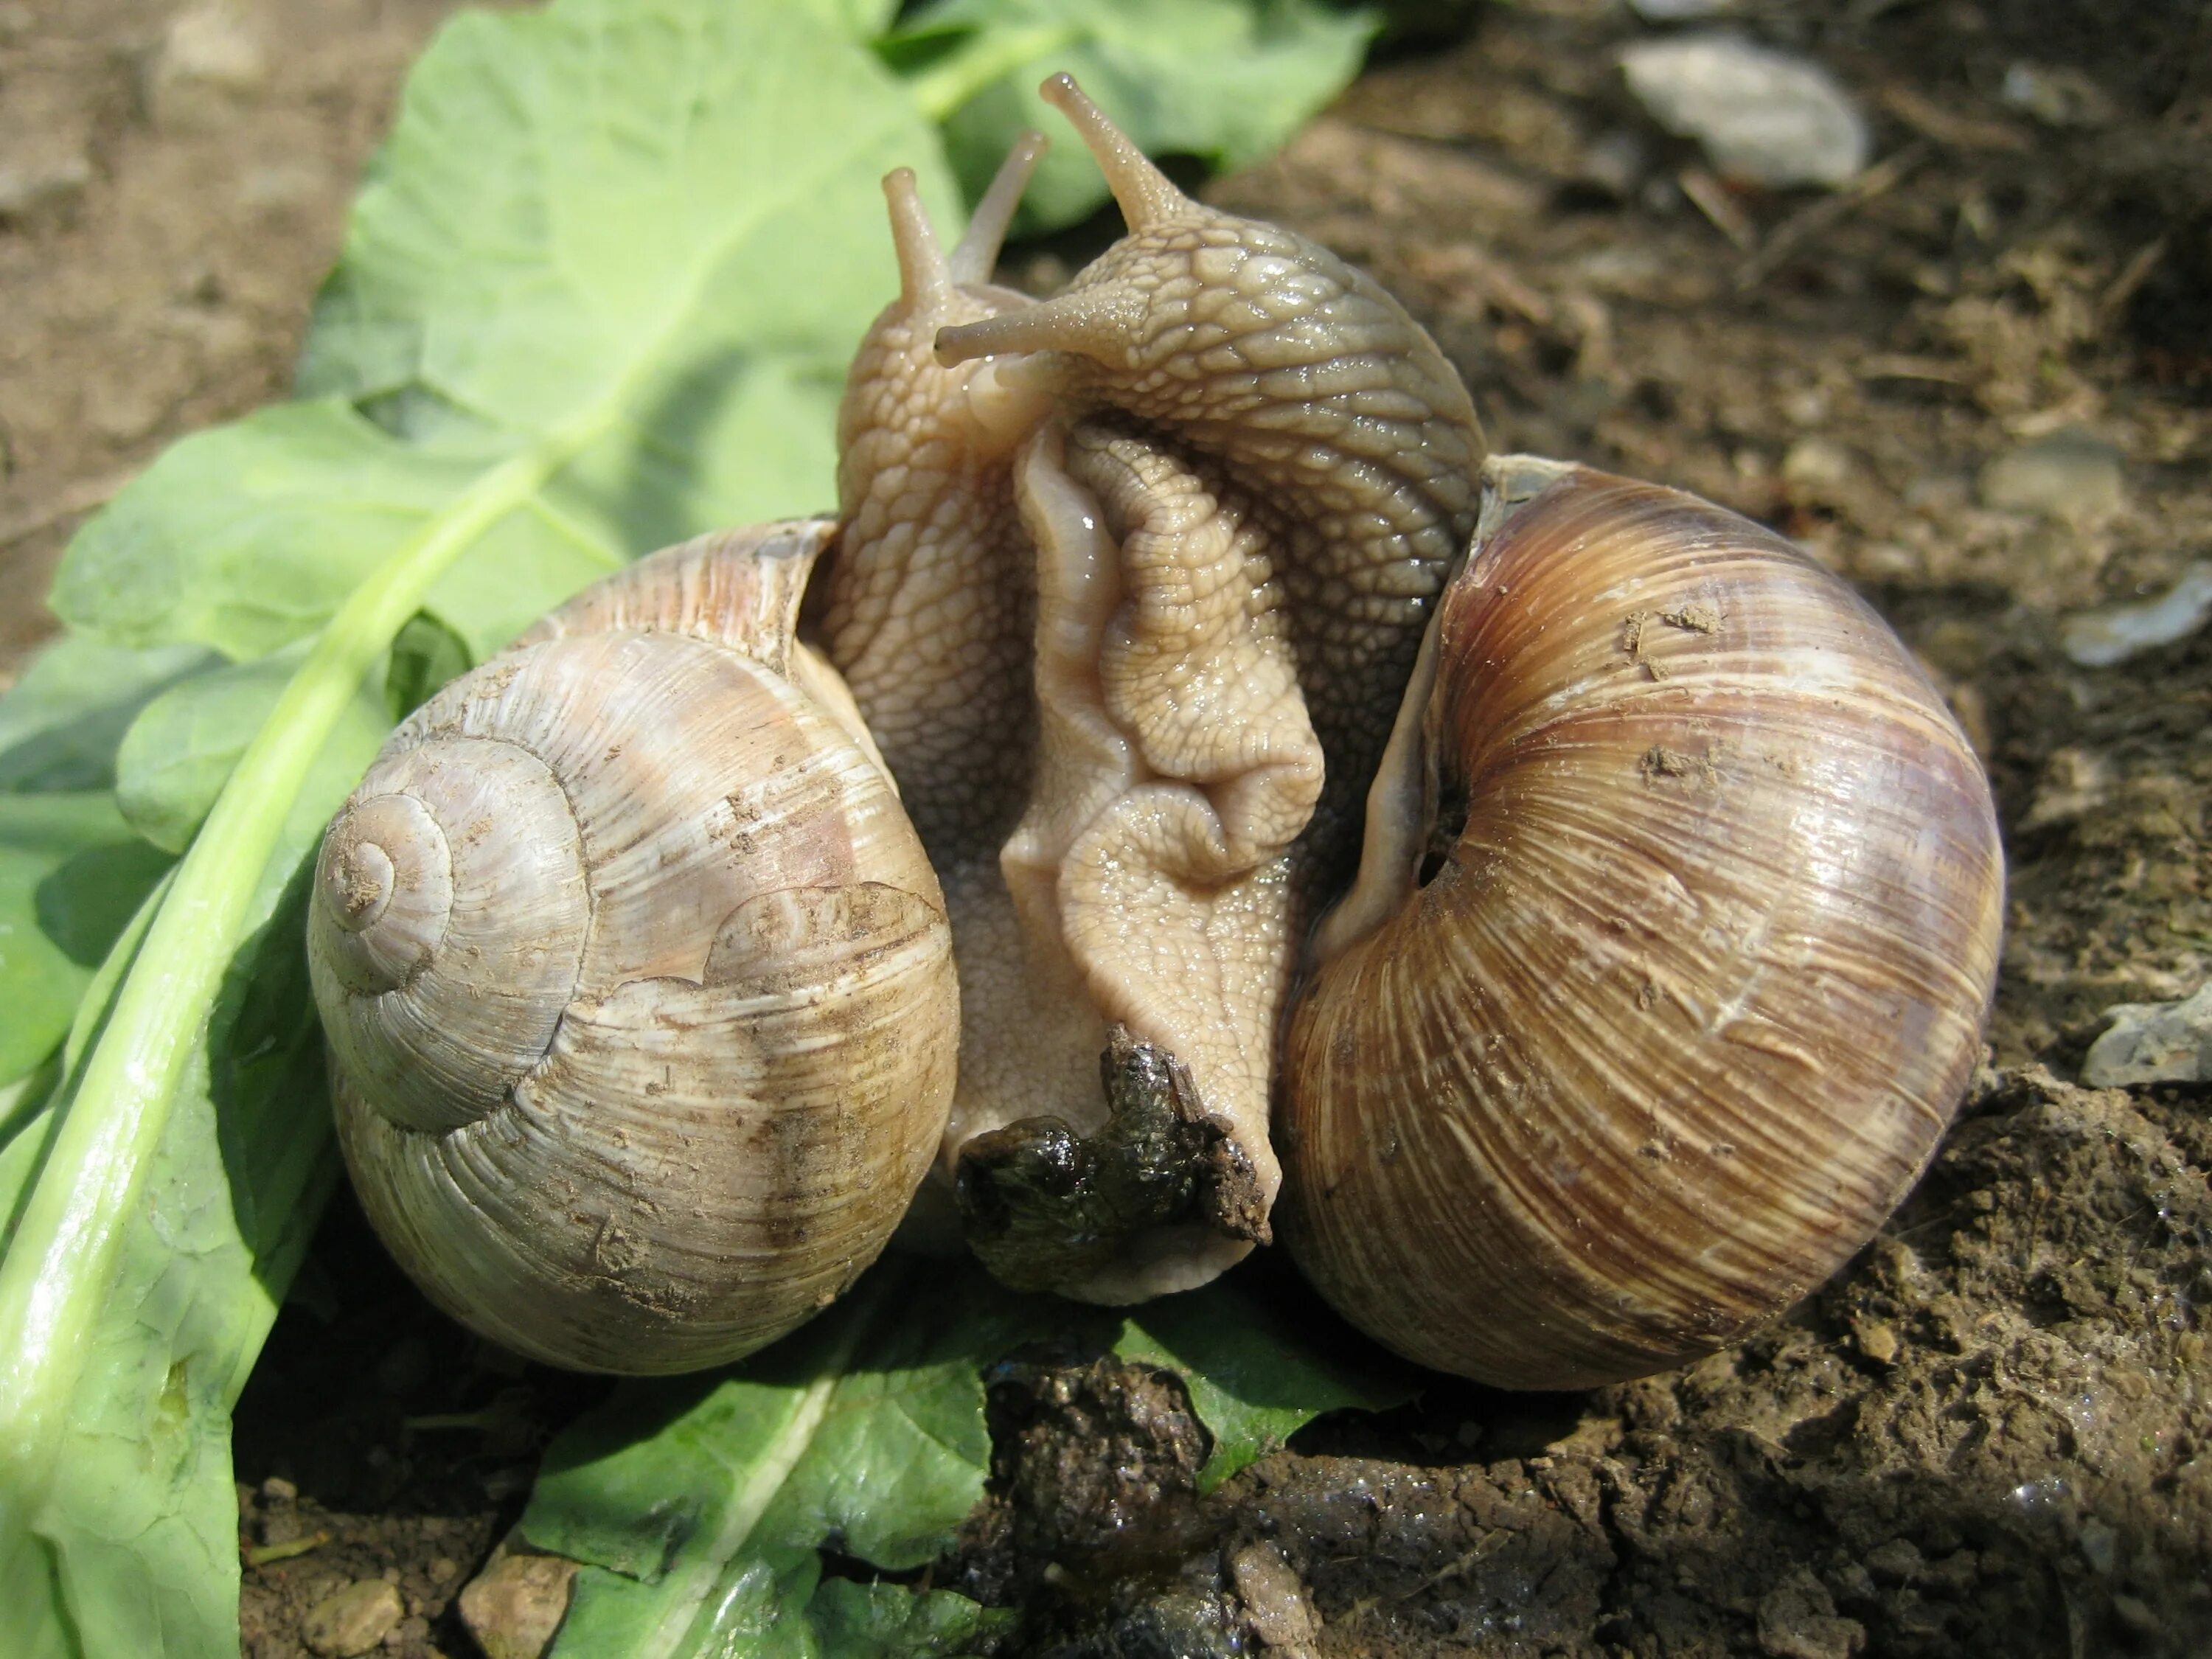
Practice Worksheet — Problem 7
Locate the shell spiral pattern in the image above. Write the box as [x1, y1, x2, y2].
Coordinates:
[308, 524, 958, 1374]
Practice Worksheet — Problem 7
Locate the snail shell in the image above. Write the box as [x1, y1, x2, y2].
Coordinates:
[1281, 456, 2006, 1390]
[307, 521, 957, 1374]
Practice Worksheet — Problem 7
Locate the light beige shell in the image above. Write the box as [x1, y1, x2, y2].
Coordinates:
[307, 521, 957, 1374]
[1280, 458, 2005, 1389]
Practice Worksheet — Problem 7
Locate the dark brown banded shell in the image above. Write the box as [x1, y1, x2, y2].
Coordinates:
[1280, 464, 2004, 1389]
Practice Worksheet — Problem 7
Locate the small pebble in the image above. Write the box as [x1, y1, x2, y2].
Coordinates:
[146, 0, 270, 131]
[0, 146, 92, 223]
[260, 1475, 299, 1504]
[1998, 62, 2115, 128]
[1573, 129, 1650, 201]
[1852, 1318, 1900, 1366]
[1232, 1540, 1318, 1651]
[300, 1579, 403, 1658]
[2060, 563, 2212, 668]
[2078, 1516, 2119, 1576]
[1978, 429, 2125, 523]
[459, 1551, 578, 1659]
[2081, 982, 2212, 1088]
[1619, 33, 1868, 189]
[1781, 435, 1853, 493]
[1755, 1567, 1864, 1659]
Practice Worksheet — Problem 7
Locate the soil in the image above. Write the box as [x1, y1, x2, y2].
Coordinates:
[5, 1, 2210, 1656]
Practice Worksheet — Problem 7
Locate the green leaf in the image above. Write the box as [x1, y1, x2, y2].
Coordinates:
[810, 1580, 1015, 1656]
[52, 402, 619, 667]
[803, 0, 905, 35]
[384, 610, 475, 722]
[523, 1262, 1070, 1657]
[0, 4, 964, 1652]
[1116, 1274, 1415, 1490]
[515, 1263, 1410, 1650]
[897, 0, 1377, 232]
[0, 637, 214, 796]
[0, 796, 171, 1088]
[114, 641, 392, 855]
[298, 1, 959, 529]
[3, 747, 363, 1658]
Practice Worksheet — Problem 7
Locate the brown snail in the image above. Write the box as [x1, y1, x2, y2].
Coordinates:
[307, 524, 958, 1373]
[309, 75, 2003, 1388]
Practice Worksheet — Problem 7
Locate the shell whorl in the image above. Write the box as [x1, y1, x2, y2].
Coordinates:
[310, 523, 959, 1374]
[1281, 459, 2006, 1390]
[310, 738, 587, 1133]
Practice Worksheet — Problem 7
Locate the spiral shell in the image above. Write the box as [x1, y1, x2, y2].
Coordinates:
[308, 521, 957, 1374]
[1281, 458, 2005, 1389]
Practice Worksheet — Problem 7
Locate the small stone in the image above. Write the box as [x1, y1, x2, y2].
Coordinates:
[1998, 62, 2115, 128]
[0, 145, 92, 223]
[1851, 1318, 1899, 1366]
[1978, 429, 2125, 523]
[2021, 747, 2112, 830]
[2081, 982, 2212, 1088]
[300, 1579, 403, 1658]
[1863, 1537, 1923, 1585]
[260, 1475, 299, 1504]
[237, 160, 327, 215]
[2112, 1593, 2160, 1633]
[2078, 1517, 2119, 1576]
[459, 1551, 577, 1659]
[1781, 436, 1854, 493]
[2060, 563, 2212, 668]
[1574, 128, 1650, 201]
[1231, 1541, 1318, 1652]
[146, 1, 270, 131]
[1756, 1567, 1864, 1659]
[1619, 34, 1869, 189]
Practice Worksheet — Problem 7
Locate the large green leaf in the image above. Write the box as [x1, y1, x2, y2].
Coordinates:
[899, 0, 1377, 232]
[0, 638, 213, 796]
[0, 796, 171, 1089]
[114, 643, 395, 855]
[296, 1, 958, 529]
[1, 721, 370, 1658]
[0, 5, 962, 1655]
[516, 1263, 1408, 1653]
[524, 1264, 1062, 1657]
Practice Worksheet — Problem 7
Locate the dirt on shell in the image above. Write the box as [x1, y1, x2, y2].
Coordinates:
[5, 0, 2211, 1655]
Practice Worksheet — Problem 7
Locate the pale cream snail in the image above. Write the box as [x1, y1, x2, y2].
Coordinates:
[307, 525, 958, 1373]
[308, 75, 2003, 1387]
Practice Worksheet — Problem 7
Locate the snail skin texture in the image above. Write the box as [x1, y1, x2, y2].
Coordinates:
[824, 77, 1483, 1303]
[313, 74, 2004, 1387]
[308, 524, 957, 1374]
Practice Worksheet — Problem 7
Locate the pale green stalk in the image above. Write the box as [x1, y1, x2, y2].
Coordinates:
[906, 24, 1080, 121]
[0, 425, 597, 1519]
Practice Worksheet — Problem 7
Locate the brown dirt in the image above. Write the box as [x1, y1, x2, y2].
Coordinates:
[7, 1, 2211, 1656]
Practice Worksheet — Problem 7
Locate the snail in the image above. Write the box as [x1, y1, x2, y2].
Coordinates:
[308, 75, 2003, 1388]
[1280, 455, 2003, 1387]
[307, 523, 959, 1373]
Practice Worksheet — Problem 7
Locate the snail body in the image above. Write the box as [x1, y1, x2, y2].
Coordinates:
[313, 77, 2003, 1387]
[309, 524, 957, 1374]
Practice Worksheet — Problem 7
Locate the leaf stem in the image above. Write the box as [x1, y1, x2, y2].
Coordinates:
[0, 423, 597, 1518]
[906, 24, 1082, 123]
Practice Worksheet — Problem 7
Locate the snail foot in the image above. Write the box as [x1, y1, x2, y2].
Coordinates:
[954, 1026, 1270, 1295]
